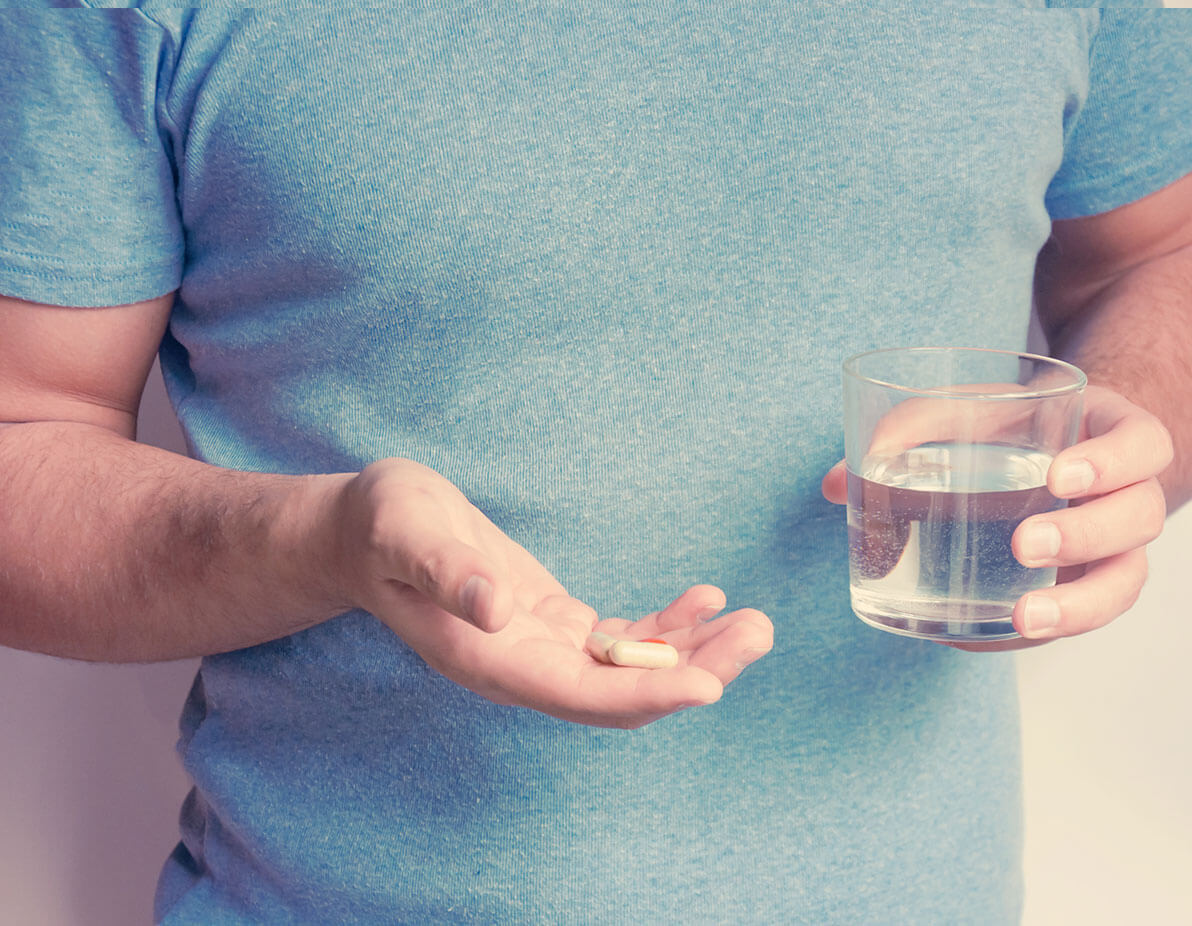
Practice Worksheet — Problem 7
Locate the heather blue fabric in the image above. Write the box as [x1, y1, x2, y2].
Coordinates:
[2, 3, 1191, 923]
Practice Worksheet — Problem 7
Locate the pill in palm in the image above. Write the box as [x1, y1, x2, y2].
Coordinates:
[585, 632, 679, 669]
[610, 640, 679, 669]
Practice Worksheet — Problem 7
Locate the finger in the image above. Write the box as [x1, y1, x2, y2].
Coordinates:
[649, 585, 728, 632]
[943, 562, 1084, 651]
[821, 459, 847, 505]
[867, 389, 1035, 458]
[1048, 392, 1173, 499]
[658, 607, 773, 650]
[1014, 547, 1149, 639]
[1013, 478, 1166, 567]
[681, 608, 774, 684]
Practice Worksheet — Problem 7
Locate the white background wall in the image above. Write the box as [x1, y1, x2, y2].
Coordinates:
[2, 359, 1190, 925]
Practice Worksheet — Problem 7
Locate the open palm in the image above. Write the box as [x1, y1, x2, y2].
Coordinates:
[333, 458, 773, 728]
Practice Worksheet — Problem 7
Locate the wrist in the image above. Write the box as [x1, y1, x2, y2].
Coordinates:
[269, 471, 359, 619]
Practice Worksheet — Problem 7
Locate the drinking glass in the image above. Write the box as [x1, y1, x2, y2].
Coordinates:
[843, 347, 1086, 642]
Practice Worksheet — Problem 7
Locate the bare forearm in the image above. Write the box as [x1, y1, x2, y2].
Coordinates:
[1042, 243, 1192, 510]
[0, 421, 351, 661]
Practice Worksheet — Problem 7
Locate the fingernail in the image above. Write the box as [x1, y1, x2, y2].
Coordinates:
[734, 646, 770, 670]
[1019, 522, 1061, 565]
[1054, 460, 1096, 497]
[460, 575, 492, 626]
[1022, 596, 1061, 637]
[696, 605, 722, 622]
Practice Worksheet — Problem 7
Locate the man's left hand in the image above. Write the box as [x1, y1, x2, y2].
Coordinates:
[820, 383, 1172, 651]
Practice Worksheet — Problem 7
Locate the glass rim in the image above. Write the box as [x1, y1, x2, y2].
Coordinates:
[843, 346, 1087, 400]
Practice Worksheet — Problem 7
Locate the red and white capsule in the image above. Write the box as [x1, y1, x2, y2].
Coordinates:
[585, 632, 679, 669]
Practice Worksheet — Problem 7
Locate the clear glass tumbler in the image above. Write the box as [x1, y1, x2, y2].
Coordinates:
[843, 347, 1086, 642]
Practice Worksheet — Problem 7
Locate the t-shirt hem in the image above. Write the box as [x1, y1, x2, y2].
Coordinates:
[1046, 144, 1192, 221]
[0, 249, 182, 308]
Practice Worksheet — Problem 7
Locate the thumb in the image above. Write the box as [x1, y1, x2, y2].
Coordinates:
[395, 530, 514, 633]
[821, 459, 848, 505]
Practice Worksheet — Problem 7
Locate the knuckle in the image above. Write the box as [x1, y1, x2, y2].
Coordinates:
[363, 506, 400, 556]
[411, 549, 450, 596]
[1113, 553, 1149, 617]
[364, 483, 437, 552]
[1141, 479, 1168, 537]
[1068, 513, 1106, 560]
[1066, 591, 1110, 637]
[365, 456, 432, 483]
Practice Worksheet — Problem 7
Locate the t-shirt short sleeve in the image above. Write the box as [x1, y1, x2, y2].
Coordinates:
[0, 8, 182, 307]
[1046, 8, 1192, 220]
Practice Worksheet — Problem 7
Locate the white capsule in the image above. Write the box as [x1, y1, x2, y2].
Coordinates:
[608, 639, 679, 670]
[585, 632, 679, 669]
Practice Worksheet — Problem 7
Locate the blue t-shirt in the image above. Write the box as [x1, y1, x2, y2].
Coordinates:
[2, 3, 1191, 923]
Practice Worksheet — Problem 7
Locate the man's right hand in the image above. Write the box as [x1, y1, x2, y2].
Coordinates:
[324, 458, 774, 728]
